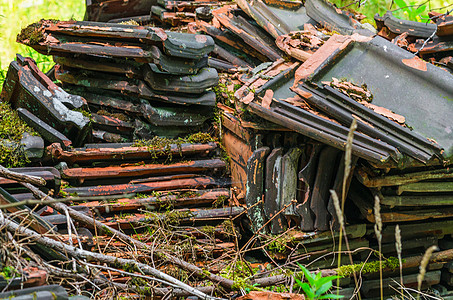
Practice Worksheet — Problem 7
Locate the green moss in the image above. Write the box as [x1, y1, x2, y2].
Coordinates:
[221, 261, 263, 291]
[133, 132, 216, 163]
[0, 102, 36, 141]
[165, 265, 189, 282]
[155, 197, 175, 211]
[133, 136, 181, 162]
[133, 132, 215, 149]
[185, 132, 215, 144]
[201, 268, 211, 278]
[151, 191, 163, 197]
[73, 107, 92, 119]
[17, 22, 44, 45]
[0, 101, 40, 167]
[58, 190, 68, 198]
[143, 209, 193, 225]
[201, 225, 215, 236]
[101, 226, 112, 235]
[96, 109, 129, 122]
[221, 219, 235, 236]
[122, 262, 139, 273]
[221, 260, 255, 279]
[0, 142, 28, 168]
[213, 82, 235, 107]
[212, 195, 228, 208]
[178, 190, 198, 198]
[267, 234, 294, 254]
[164, 210, 193, 225]
[336, 256, 403, 277]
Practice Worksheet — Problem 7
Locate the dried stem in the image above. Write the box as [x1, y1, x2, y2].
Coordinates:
[21, 182, 236, 289]
[331, 190, 361, 299]
[0, 214, 217, 300]
[337, 118, 357, 297]
[395, 225, 403, 299]
[374, 196, 383, 300]
[417, 245, 438, 300]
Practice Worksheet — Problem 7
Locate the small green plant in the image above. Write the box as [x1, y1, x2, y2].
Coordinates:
[295, 263, 343, 300]
[0, 266, 17, 280]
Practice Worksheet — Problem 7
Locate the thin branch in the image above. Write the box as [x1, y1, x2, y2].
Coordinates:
[21, 182, 236, 290]
[81, 262, 180, 288]
[0, 196, 73, 209]
[0, 165, 46, 186]
[0, 215, 217, 300]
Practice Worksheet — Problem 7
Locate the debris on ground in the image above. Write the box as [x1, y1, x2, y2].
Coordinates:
[2, 0, 453, 299]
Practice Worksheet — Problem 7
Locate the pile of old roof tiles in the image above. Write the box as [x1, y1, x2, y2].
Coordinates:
[217, 1, 453, 298]
[1, 16, 240, 295]
[3, 0, 453, 299]
[0, 138, 242, 297]
[15, 19, 218, 145]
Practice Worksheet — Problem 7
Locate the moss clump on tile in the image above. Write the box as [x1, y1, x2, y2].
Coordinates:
[133, 132, 216, 162]
[0, 101, 38, 167]
[336, 256, 402, 277]
[212, 195, 228, 208]
[97, 109, 129, 122]
[185, 132, 215, 144]
[267, 235, 294, 254]
[74, 108, 92, 119]
[133, 132, 216, 149]
[17, 22, 44, 45]
[221, 260, 262, 291]
[0, 102, 36, 141]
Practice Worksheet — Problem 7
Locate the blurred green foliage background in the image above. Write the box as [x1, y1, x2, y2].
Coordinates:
[0, 0, 85, 75]
[331, 0, 451, 23]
